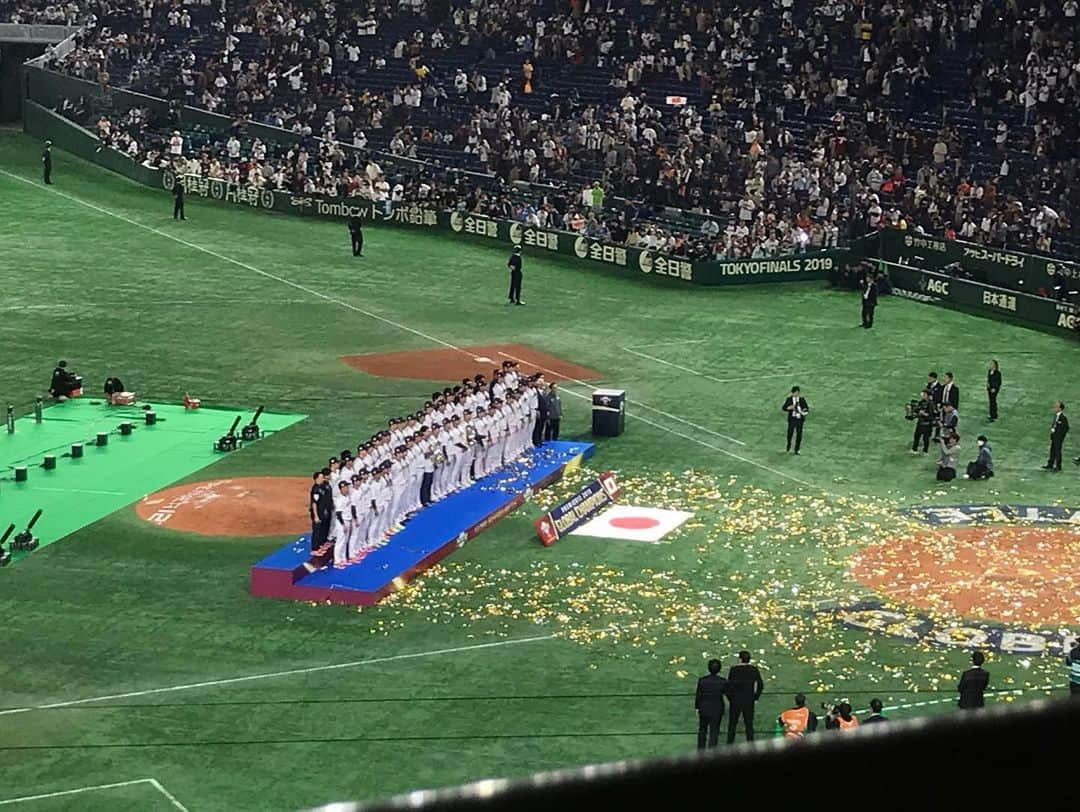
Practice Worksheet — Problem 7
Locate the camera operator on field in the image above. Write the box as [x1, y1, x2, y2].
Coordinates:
[906, 389, 935, 454]
[823, 701, 860, 731]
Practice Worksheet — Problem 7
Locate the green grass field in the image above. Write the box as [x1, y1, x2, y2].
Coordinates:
[0, 130, 1078, 811]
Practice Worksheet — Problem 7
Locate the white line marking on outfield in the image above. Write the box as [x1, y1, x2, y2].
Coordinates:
[0, 777, 190, 811]
[27, 487, 126, 496]
[621, 347, 814, 385]
[0, 635, 554, 717]
[494, 352, 813, 486]
[0, 168, 461, 354]
[620, 338, 709, 350]
[2, 168, 812, 490]
[495, 350, 755, 450]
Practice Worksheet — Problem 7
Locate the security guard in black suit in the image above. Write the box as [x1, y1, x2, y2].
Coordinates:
[957, 651, 990, 709]
[1044, 401, 1069, 471]
[348, 216, 364, 256]
[860, 273, 878, 328]
[173, 178, 186, 220]
[726, 650, 764, 743]
[507, 245, 524, 305]
[695, 659, 727, 749]
[986, 360, 1001, 421]
[42, 140, 53, 184]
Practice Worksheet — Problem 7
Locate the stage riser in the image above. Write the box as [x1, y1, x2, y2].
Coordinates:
[250, 442, 594, 605]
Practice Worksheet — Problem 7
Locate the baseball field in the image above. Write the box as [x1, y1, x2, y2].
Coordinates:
[1, 130, 1078, 811]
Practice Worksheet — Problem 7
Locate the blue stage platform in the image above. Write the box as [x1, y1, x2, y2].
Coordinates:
[250, 440, 595, 605]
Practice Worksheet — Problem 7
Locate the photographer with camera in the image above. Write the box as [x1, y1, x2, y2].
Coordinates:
[823, 701, 860, 731]
[778, 694, 818, 740]
[937, 432, 960, 481]
[907, 389, 935, 454]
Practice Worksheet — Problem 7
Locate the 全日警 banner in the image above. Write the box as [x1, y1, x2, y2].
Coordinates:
[534, 471, 621, 547]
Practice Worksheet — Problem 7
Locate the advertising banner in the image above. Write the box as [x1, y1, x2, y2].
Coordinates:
[534, 471, 621, 547]
[694, 250, 846, 285]
[858, 230, 1080, 295]
[887, 264, 1079, 335]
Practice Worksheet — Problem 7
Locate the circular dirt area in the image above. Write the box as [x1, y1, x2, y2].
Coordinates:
[136, 477, 310, 537]
[341, 343, 602, 383]
[851, 525, 1080, 625]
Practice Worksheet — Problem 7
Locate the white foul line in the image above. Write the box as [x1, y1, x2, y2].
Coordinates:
[495, 350, 747, 448]
[621, 346, 812, 385]
[0, 168, 460, 355]
[0, 635, 554, 718]
[620, 338, 709, 350]
[494, 351, 812, 486]
[2, 168, 811, 489]
[0, 778, 190, 811]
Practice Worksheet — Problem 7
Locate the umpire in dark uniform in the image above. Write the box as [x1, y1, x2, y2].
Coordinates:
[860, 272, 878, 328]
[1044, 401, 1069, 471]
[695, 659, 727, 749]
[782, 385, 809, 454]
[348, 215, 364, 256]
[173, 177, 186, 220]
[42, 140, 53, 184]
[507, 245, 523, 305]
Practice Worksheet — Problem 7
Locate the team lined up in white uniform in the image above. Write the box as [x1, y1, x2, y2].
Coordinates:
[321, 363, 547, 568]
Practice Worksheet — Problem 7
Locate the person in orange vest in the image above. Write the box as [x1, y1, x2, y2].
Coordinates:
[778, 693, 818, 740]
[825, 701, 860, 731]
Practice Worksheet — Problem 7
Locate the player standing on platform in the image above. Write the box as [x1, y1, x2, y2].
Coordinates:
[332, 480, 354, 569]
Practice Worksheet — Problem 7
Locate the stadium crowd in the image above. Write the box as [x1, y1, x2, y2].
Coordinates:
[308, 361, 561, 569]
[17, 0, 1079, 261]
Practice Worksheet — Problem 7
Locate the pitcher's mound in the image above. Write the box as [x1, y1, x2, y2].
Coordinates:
[137, 477, 309, 537]
[341, 343, 602, 382]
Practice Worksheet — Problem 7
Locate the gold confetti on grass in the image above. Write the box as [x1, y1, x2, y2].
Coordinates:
[320, 468, 1069, 695]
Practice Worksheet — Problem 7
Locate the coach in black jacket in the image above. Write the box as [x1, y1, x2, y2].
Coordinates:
[695, 659, 727, 749]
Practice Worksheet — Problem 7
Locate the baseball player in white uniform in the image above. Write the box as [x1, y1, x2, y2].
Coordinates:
[332, 480, 354, 569]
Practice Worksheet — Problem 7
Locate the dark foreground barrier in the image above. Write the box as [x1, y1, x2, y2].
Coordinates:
[307, 696, 1079, 810]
